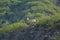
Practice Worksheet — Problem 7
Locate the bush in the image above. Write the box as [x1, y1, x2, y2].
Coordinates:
[36, 13, 60, 27]
[0, 22, 28, 34]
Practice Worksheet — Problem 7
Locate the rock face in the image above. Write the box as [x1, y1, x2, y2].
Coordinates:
[0, 25, 60, 40]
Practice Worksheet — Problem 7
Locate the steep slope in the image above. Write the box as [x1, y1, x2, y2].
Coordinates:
[0, 0, 60, 33]
[0, 0, 60, 27]
[0, 0, 60, 40]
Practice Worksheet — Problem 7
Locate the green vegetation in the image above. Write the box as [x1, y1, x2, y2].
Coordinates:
[0, 0, 60, 36]
[0, 0, 60, 40]
[0, 22, 28, 34]
[36, 13, 60, 25]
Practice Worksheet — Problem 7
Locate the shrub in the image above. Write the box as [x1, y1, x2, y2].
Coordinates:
[0, 22, 28, 34]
